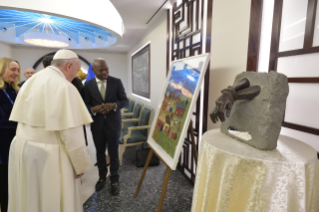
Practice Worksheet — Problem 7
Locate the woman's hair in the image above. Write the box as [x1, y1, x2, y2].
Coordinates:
[0, 57, 21, 92]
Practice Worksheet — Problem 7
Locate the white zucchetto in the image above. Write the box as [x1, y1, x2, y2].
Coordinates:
[53, 49, 79, 60]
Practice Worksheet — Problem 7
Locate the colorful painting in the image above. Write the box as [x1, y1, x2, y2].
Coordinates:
[152, 64, 200, 157]
[147, 54, 210, 170]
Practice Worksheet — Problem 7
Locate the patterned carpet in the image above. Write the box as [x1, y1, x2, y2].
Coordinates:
[83, 145, 194, 212]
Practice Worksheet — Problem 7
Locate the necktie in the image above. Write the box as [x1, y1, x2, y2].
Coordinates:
[99, 80, 105, 100]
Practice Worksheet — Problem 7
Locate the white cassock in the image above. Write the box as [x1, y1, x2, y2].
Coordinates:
[8, 66, 93, 212]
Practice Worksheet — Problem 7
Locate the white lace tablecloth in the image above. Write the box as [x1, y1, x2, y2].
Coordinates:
[191, 129, 319, 212]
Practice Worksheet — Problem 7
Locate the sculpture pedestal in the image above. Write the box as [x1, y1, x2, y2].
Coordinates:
[191, 129, 319, 212]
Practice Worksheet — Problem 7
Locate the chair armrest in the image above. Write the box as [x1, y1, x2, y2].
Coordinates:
[128, 125, 150, 131]
[121, 112, 133, 117]
[123, 125, 151, 144]
[122, 118, 140, 123]
[122, 118, 140, 130]
[121, 108, 128, 112]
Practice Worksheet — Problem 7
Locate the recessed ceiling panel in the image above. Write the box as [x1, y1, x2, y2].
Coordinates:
[0, 9, 118, 49]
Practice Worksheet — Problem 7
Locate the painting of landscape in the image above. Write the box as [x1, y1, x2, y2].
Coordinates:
[152, 61, 201, 158]
[147, 53, 210, 169]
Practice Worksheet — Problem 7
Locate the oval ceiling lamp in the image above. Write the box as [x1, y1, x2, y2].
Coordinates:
[24, 32, 69, 48]
[0, 0, 124, 49]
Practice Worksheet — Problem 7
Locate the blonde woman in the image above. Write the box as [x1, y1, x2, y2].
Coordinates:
[0, 57, 20, 212]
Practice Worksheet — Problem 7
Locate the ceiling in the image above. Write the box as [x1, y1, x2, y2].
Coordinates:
[108, 0, 172, 52]
[0, 9, 117, 49]
[2, 0, 174, 53]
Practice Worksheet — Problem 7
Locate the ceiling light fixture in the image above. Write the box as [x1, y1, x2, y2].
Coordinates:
[38, 18, 54, 23]
[1, 0, 125, 37]
[24, 32, 69, 47]
[0, 7, 120, 49]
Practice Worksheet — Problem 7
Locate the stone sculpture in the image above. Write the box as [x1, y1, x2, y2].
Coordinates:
[210, 71, 289, 150]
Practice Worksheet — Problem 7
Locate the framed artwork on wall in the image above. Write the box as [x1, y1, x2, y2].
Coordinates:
[147, 53, 210, 170]
[132, 43, 151, 98]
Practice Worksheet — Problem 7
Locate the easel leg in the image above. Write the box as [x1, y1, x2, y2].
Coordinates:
[135, 148, 154, 197]
[157, 167, 172, 212]
[189, 120, 198, 165]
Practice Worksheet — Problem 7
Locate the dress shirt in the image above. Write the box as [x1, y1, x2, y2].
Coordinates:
[96, 77, 107, 92]
[91, 77, 117, 116]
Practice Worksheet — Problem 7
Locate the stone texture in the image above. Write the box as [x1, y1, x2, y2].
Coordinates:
[221, 71, 289, 150]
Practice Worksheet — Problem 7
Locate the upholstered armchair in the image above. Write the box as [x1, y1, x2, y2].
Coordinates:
[121, 101, 143, 123]
[119, 104, 154, 166]
[121, 97, 132, 112]
[121, 98, 135, 115]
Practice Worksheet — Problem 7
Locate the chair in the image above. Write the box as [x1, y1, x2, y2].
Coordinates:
[121, 97, 132, 113]
[121, 98, 135, 114]
[119, 104, 154, 166]
[121, 101, 143, 121]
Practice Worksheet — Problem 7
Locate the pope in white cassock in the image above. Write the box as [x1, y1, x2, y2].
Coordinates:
[8, 50, 93, 212]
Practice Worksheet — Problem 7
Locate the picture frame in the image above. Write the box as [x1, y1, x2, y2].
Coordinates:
[131, 43, 151, 98]
[147, 53, 210, 170]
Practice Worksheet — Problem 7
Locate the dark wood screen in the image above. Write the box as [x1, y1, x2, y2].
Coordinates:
[167, 0, 212, 184]
[269, 0, 319, 137]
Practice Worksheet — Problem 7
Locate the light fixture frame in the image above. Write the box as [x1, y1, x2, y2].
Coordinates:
[24, 32, 69, 48]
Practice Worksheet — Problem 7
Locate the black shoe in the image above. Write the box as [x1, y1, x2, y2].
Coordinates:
[95, 178, 106, 191]
[94, 162, 110, 167]
[111, 182, 120, 196]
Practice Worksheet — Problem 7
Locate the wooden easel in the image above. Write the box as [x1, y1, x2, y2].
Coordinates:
[135, 120, 198, 212]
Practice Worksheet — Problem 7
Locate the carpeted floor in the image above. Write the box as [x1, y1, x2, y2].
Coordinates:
[83, 145, 194, 212]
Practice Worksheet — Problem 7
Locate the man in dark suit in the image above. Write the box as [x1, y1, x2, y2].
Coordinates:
[84, 58, 128, 195]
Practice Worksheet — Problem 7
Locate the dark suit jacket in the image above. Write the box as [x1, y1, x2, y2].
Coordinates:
[71, 77, 84, 98]
[84, 76, 128, 133]
[18, 80, 26, 87]
[0, 83, 17, 164]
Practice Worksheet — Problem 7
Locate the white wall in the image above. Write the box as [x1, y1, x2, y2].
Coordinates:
[258, 0, 274, 73]
[74, 51, 127, 90]
[11, 47, 53, 80]
[11, 48, 127, 90]
[0, 42, 12, 58]
[207, 0, 252, 130]
[126, 16, 167, 110]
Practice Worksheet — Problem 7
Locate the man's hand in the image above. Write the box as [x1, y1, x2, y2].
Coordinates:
[104, 103, 116, 111]
[75, 173, 84, 178]
[100, 103, 116, 115]
[92, 103, 116, 115]
[92, 105, 105, 114]
[100, 104, 110, 115]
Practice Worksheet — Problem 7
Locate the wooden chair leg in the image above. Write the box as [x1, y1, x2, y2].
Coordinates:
[119, 145, 126, 166]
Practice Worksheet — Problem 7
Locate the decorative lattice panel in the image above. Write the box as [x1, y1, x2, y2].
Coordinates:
[169, 0, 211, 184]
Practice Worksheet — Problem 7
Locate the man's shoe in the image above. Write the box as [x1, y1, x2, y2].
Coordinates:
[111, 182, 120, 196]
[95, 178, 106, 191]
